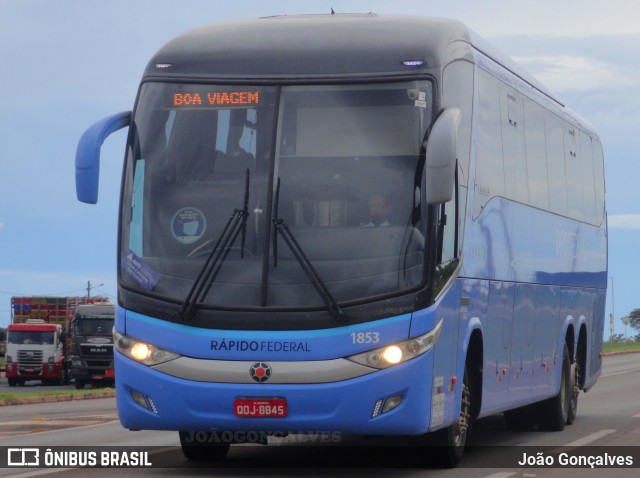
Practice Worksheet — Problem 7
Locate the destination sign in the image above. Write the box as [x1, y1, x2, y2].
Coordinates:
[173, 91, 260, 107]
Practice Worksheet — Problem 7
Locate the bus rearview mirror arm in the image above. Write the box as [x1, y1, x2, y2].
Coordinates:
[424, 108, 461, 205]
[75, 111, 132, 204]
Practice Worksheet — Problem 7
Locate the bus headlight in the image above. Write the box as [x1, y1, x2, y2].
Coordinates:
[347, 319, 442, 369]
[114, 329, 181, 366]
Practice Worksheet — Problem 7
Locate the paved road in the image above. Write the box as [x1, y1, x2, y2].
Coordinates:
[0, 378, 77, 394]
[0, 353, 638, 477]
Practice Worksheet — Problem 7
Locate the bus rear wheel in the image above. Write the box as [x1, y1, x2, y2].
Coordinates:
[537, 344, 571, 431]
[567, 356, 580, 425]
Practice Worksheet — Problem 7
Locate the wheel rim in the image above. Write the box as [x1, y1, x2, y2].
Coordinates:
[560, 347, 571, 422]
[453, 381, 471, 446]
[571, 361, 580, 405]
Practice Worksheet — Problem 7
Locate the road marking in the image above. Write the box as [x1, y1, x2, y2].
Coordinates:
[563, 429, 615, 447]
[633, 413, 640, 418]
[484, 473, 517, 478]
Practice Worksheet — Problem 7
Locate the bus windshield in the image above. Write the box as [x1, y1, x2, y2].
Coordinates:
[120, 81, 432, 312]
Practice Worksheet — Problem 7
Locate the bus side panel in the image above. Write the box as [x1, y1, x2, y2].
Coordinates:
[461, 195, 606, 412]
[585, 288, 605, 390]
[528, 283, 558, 403]
[508, 284, 535, 400]
[480, 281, 514, 415]
[459, 278, 489, 416]
[414, 279, 462, 431]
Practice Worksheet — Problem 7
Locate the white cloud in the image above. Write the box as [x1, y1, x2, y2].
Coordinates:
[608, 215, 640, 230]
[0, 222, 4, 231]
[459, 1, 640, 37]
[513, 55, 638, 92]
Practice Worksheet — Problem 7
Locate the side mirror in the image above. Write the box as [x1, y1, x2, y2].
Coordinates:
[76, 111, 132, 204]
[424, 108, 461, 205]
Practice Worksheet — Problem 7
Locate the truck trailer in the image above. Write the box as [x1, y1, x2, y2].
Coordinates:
[11, 296, 109, 325]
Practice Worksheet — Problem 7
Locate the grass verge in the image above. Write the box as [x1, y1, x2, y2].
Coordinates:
[602, 340, 640, 354]
[0, 387, 116, 406]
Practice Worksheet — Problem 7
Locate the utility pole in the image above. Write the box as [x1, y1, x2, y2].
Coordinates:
[610, 276, 615, 343]
[86, 281, 104, 299]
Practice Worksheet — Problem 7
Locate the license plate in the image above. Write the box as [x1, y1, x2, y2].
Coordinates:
[234, 397, 287, 418]
[105, 369, 115, 378]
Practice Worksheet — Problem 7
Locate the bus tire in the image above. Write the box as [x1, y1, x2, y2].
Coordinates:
[421, 366, 472, 468]
[567, 357, 580, 425]
[179, 431, 230, 462]
[537, 344, 571, 431]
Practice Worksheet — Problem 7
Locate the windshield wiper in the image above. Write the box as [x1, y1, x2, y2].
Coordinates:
[272, 178, 347, 323]
[176, 169, 250, 321]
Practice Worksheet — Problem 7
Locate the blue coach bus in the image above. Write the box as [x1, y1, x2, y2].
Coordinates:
[75, 14, 607, 466]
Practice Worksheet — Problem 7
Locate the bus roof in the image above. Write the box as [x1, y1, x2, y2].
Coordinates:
[146, 14, 466, 80]
[143, 13, 599, 135]
[144, 14, 550, 93]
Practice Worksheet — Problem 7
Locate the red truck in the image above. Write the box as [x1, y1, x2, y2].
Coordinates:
[5, 296, 110, 386]
[4, 320, 68, 386]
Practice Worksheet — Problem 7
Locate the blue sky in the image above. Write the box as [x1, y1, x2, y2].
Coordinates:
[1, 0, 639, 335]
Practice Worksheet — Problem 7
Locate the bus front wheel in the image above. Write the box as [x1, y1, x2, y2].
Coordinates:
[421, 366, 472, 468]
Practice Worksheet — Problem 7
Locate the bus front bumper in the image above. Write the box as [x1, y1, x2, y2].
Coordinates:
[115, 352, 436, 435]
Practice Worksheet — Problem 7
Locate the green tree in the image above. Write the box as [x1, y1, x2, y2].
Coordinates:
[628, 308, 640, 333]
